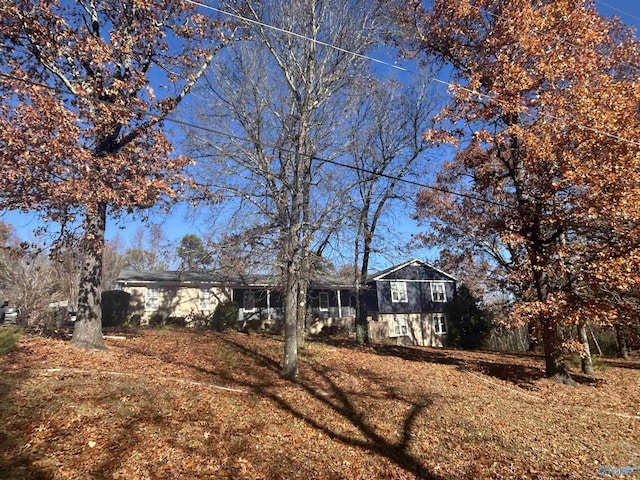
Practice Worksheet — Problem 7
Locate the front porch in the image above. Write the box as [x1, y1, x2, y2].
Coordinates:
[233, 287, 356, 334]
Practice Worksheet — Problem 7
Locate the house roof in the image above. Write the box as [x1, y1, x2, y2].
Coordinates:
[367, 258, 458, 282]
[118, 260, 457, 288]
[117, 269, 355, 289]
[117, 270, 230, 284]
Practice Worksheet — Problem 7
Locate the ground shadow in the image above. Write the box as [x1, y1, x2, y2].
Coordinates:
[218, 336, 446, 480]
[314, 337, 608, 389]
[600, 357, 640, 370]
[0, 352, 54, 480]
[93, 332, 447, 479]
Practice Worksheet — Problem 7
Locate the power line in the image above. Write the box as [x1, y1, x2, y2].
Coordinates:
[0, 71, 529, 214]
[595, 0, 640, 22]
[183, 0, 640, 149]
[3, 70, 636, 232]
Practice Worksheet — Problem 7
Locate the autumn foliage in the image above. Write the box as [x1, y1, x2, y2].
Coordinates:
[0, 329, 638, 479]
[402, 0, 640, 382]
[0, 1, 228, 348]
[0, 0, 221, 213]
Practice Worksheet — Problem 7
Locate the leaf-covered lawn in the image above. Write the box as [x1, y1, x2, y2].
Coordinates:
[0, 329, 638, 479]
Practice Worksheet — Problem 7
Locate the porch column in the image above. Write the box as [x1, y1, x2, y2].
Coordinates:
[267, 289, 271, 321]
[337, 289, 342, 318]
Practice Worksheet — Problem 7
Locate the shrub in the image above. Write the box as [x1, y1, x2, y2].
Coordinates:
[127, 314, 142, 327]
[447, 284, 493, 349]
[148, 313, 165, 326]
[0, 326, 20, 355]
[185, 312, 213, 329]
[212, 301, 239, 332]
[102, 290, 131, 327]
[165, 316, 186, 327]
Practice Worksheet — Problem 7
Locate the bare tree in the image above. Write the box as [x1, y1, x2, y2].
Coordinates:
[0, 226, 65, 327]
[188, 0, 388, 377]
[102, 235, 127, 290]
[341, 77, 441, 343]
[122, 226, 170, 271]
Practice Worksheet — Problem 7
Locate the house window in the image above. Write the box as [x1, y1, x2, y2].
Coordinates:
[433, 313, 447, 334]
[390, 281, 408, 303]
[199, 289, 212, 311]
[319, 292, 329, 311]
[431, 282, 447, 302]
[390, 314, 409, 337]
[145, 288, 160, 311]
[243, 291, 255, 312]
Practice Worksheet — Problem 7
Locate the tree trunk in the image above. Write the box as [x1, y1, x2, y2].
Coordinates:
[71, 202, 107, 350]
[355, 226, 373, 345]
[283, 260, 299, 379]
[615, 324, 629, 359]
[527, 320, 539, 351]
[296, 282, 307, 349]
[578, 322, 594, 376]
[541, 318, 576, 385]
[529, 236, 574, 385]
[513, 135, 574, 385]
[355, 292, 369, 345]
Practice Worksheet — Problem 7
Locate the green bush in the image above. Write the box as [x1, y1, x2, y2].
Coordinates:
[212, 301, 239, 332]
[0, 326, 20, 355]
[446, 284, 493, 349]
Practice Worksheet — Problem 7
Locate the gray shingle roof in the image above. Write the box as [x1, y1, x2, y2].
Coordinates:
[117, 270, 354, 289]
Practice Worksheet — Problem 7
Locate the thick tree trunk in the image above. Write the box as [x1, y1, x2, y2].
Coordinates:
[529, 234, 574, 385]
[355, 292, 369, 345]
[578, 322, 594, 376]
[71, 203, 107, 350]
[515, 144, 574, 386]
[355, 229, 372, 345]
[541, 318, 576, 385]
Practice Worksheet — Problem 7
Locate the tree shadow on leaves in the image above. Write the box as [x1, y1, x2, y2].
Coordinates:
[0, 367, 55, 480]
[86, 333, 446, 479]
[218, 337, 446, 480]
[600, 357, 640, 370]
[315, 338, 603, 390]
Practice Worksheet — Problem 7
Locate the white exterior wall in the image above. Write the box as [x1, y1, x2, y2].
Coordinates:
[123, 285, 230, 325]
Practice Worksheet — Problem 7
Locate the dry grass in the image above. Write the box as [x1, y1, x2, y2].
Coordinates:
[0, 329, 638, 479]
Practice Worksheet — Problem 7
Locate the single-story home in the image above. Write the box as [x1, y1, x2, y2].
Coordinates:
[115, 259, 457, 346]
[115, 270, 355, 334]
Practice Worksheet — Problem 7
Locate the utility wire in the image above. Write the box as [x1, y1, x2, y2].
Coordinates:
[595, 0, 640, 22]
[0, 71, 528, 214]
[183, 0, 640, 149]
[4, 70, 636, 231]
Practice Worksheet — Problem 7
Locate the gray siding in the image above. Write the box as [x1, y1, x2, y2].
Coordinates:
[375, 281, 455, 314]
[376, 263, 453, 281]
[372, 263, 456, 315]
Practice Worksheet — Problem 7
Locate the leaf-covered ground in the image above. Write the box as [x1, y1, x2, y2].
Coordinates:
[0, 329, 638, 479]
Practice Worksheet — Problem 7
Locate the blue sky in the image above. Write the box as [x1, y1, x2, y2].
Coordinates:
[595, 0, 640, 24]
[2, 0, 639, 268]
